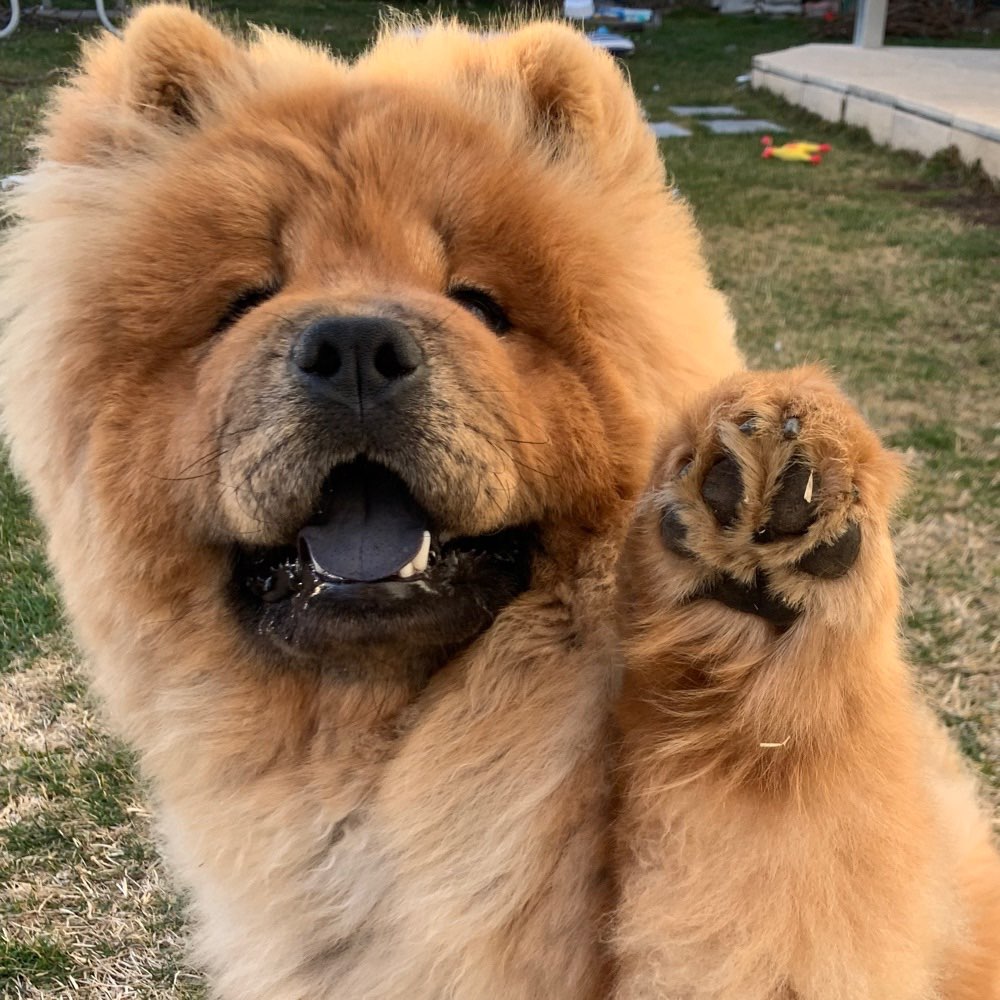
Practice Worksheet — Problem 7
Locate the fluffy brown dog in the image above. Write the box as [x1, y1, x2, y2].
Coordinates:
[1, 7, 996, 999]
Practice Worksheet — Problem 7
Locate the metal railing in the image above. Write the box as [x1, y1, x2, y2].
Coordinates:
[2, 1, 122, 39]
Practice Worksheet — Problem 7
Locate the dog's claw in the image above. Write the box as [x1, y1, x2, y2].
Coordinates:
[781, 416, 801, 440]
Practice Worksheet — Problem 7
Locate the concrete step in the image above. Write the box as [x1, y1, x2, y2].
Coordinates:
[752, 43, 1000, 180]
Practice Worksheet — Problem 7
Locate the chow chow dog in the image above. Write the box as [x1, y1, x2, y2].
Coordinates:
[1, 6, 997, 998]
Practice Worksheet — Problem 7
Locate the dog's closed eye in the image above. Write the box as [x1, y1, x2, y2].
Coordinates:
[447, 285, 511, 336]
[213, 283, 281, 335]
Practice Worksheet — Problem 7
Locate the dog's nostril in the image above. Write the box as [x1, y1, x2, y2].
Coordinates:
[296, 342, 343, 378]
[309, 341, 342, 378]
[295, 334, 342, 378]
[374, 339, 417, 381]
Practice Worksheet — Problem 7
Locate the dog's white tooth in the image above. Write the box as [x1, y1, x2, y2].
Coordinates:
[412, 531, 431, 573]
[398, 561, 415, 579]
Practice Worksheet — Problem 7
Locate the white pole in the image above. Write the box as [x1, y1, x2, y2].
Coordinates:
[853, 0, 888, 47]
[0, 0, 20, 39]
[95, 0, 121, 35]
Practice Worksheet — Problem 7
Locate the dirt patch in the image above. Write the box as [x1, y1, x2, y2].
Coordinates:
[881, 182, 1000, 229]
[878, 149, 1000, 228]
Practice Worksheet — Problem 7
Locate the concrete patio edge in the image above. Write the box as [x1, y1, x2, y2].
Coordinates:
[751, 46, 1000, 180]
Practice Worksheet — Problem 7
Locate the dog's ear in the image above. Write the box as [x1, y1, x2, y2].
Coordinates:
[118, 4, 250, 127]
[500, 23, 655, 175]
[40, 4, 252, 163]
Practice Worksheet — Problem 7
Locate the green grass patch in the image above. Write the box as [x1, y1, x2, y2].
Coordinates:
[0, 935, 73, 990]
[0, 455, 65, 668]
[889, 422, 958, 454]
[941, 710, 996, 783]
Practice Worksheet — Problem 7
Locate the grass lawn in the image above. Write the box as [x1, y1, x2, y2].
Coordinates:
[2, 3, 998, 996]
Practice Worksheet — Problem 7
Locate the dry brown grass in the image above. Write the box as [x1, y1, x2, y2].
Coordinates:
[1, 656, 205, 998]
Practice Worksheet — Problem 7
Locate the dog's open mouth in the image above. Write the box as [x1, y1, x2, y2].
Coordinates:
[231, 459, 536, 659]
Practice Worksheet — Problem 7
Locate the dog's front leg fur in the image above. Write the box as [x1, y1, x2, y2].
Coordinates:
[613, 367, 1000, 999]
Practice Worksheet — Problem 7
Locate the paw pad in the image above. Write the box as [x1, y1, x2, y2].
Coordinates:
[696, 572, 800, 630]
[768, 457, 819, 536]
[660, 505, 691, 557]
[795, 521, 861, 579]
[701, 456, 743, 528]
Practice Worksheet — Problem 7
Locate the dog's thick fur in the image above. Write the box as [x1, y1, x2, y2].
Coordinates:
[1, 7, 997, 998]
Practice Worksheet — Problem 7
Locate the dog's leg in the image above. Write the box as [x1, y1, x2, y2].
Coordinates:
[613, 366, 1000, 999]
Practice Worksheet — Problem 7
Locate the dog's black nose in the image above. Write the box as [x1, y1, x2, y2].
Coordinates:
[292, 315, 425, 413]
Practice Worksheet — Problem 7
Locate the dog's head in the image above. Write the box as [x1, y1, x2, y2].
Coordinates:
[1, 6, 738, 671]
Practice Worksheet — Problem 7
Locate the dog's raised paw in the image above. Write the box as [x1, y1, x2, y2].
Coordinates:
[647, 368, 897, 630]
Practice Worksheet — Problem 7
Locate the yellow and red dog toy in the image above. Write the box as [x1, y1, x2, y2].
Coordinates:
[761, 134, 832, 165]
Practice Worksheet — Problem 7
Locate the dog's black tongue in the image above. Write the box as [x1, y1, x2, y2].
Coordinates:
[298, 461, 427, 582]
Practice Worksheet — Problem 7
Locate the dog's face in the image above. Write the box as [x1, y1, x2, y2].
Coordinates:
[119, 112, 613, 659]
[2, 8, 738, 674]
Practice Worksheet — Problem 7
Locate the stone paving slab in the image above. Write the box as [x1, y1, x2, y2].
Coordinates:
[649, 121, 693, 138]
[699, 118, 787, 134]
[668, 105, 744, 117]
